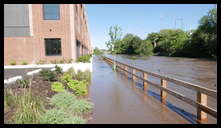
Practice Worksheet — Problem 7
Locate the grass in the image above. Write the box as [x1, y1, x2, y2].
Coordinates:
[4, 89, 16, 113]
[68, 99, 94, 114]
[12, 87, 45, 124]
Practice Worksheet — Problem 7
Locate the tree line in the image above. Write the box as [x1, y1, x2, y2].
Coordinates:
[104, 7, 217, 59]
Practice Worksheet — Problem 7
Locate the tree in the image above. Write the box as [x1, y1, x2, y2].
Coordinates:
[93, 47, 103, 56]
[106, 25, 123, 52]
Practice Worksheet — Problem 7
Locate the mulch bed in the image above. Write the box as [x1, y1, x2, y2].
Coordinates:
[4, 73, 93, 124]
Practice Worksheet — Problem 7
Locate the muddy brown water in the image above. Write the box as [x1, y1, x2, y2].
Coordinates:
[88, 55, 217, 124]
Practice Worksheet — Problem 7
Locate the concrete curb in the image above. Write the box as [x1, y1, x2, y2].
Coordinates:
[5, 75, 22, 84]
[26, 69, 42, 76]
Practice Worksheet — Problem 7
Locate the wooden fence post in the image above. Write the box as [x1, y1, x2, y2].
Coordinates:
[132, 68, 136, 81]
[124, 66, 128, 77]
[160, 79, 167, 104]
[143, 72, 148, 92]
[197, 92, 207, 121]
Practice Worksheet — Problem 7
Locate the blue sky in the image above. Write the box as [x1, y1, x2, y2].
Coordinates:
[85, 4, 215, 50]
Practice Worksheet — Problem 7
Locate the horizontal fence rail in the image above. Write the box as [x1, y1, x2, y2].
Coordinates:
[103, 56, 217, 121]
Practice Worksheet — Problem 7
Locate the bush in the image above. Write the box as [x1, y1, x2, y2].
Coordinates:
[40, 69, 57, 81]
[10, 60, 16, 65]
[51, 82, 65, 93]
[76, 55, 91, 63]
[74, 70, 91, 82]
[54, 65, 63, 75]
[13, 90, 45, 124]
[67, 80, 87, 96]
[69, 99, 93, 114]
[21, 61, 28, 65]
[41, 108, 67, 124]
[63, 116, 86, 124]
[50, 91, 77, 109]
[16, 79, 30, 88]
[59, 72, 73, 84]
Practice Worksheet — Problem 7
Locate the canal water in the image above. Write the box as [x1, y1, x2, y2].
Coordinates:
[88, 55, 217, 124]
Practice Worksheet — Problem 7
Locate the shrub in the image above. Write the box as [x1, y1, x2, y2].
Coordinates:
[13, 90, 45, 124]
[50, 91, 77, 109]
[10, 60, 16, 65]
[54, 65, 63, 75]
[67, 67, 75, 77]
[51, 82, 65, 93]
[69, 99, 93, 114]
[41, 108, 67, 124]
[40, 69, 57, 81]
[67, 80, 87, 96]
[59, 72, 73, 84]
[21, 61, 28, 65]
[76, 55, 91, 63]
[16, 79, 30, 88]
[74, 70, 91, 82]
[63, 116, 86, 124]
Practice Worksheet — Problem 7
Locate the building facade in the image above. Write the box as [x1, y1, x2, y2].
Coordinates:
[4, 4, 91, 65]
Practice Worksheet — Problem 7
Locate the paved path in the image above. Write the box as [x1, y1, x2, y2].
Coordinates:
[88, 57, 189, 124]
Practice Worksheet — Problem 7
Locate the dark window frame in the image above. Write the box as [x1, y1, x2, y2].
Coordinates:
[43, 4, 60, 20]
[44, 38, 62, 56]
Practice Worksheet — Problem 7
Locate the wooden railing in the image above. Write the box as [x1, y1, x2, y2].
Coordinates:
[103, 56, 217, 121]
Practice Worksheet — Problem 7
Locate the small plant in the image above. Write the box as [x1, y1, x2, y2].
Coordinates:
[40, 69, 57, 81]
[21, 61, 28, 65]
[51, 60, 58, 64]
[76, 55, 91, 63]
[50, 91, 77, 109]
[59, 72, 73, 84]
[10, 60, 16, 65]
[13, 90, 45, 124]
[16, 79, 30, 88]
[54, 65, 63, 75]
[63, 116, 86, 124]
[41, 108, 67, 124]
[67, 58, 73, 63]
[51, 82, 65, 93]
[67, 80, 88, 96]
[69, 99, 93, 114]
[36, 60, 46, 65]
[74, 70, 91, 82]
[59, 59, 66, 64]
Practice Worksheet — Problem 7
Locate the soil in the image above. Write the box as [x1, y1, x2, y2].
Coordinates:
[4, 73, 93, 124]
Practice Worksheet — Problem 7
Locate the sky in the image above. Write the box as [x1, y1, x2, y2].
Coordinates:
[85, 4, 215, 50]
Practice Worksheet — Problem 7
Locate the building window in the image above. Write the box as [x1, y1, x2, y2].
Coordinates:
[43, 4, 60, 20]
[45, 38, 61, 56]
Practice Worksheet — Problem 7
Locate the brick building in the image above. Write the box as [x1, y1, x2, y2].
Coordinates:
[4, 4, 91, 65]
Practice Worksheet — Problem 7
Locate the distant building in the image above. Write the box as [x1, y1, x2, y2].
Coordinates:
[4, 4, 91, 65]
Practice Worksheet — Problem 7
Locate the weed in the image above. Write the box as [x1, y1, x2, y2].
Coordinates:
[36, 60, 46, 65]
[54, 65, 63, 75]
[74, 70, 91, 82]
[4, 89, 15, 113]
